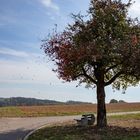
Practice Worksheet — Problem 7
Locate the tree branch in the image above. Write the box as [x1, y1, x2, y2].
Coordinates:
[105, 71, 123, 86]
[72, 73, 84, 80]
[105, 64, 119, 73]
[82, 67, 97, 85]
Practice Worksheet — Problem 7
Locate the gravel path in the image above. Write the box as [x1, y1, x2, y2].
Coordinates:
[0, 116, 80, 140]
[0, 111, 140, 140]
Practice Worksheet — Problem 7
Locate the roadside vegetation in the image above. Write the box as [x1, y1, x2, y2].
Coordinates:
[0, 103, 140, 117]
[27, 113, 140, 140]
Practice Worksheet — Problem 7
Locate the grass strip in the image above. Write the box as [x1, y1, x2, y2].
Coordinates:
[27, 125, 140, 140]
[27, 113, 140, 140]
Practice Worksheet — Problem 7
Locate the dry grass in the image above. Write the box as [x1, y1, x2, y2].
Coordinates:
[106, 103, 140, 112]
[0, 103, 140, 117]
[27, 114, 140, 140]
[108, 113, 140, 128]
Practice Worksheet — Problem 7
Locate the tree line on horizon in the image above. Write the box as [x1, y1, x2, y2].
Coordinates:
[0, 97, 92, 107]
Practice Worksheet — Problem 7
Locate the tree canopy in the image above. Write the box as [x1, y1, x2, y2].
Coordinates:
[42, 0, 140, 127]
[42, 0, 140, 91]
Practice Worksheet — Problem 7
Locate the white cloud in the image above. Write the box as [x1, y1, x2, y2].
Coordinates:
[0, 47, 44, 62]
[0, 46, 54, 84]
[0, 47, 29, 58]
[129, 0, 140, 18]
[40, 0, 59, 11]
[0, 59, 96, 102]
[0, 59, 59, 85]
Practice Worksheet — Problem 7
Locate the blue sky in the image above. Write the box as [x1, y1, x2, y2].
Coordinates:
[0, 0, 140, 103]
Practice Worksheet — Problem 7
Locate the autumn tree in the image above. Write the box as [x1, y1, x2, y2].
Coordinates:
[42, 0, 140, 128]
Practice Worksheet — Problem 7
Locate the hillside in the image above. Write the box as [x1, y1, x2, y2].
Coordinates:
[0, 97, 63, 107]
[0, 97, 91, 107]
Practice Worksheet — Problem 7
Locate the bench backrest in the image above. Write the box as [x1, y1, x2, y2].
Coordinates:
[82, 114, 95, 125]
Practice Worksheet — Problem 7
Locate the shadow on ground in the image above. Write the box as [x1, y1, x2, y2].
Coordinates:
[28, 125, 140, 140]
[0, 128, 33, 140]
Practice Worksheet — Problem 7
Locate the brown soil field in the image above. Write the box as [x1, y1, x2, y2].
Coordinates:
[20, 102, 140, 114]
[0, 102, 140, 117]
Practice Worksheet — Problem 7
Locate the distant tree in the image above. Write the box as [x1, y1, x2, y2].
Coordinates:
[42, 0, 140, 128]
[110, 99, 118, 103]
[118, 100, 126, 103]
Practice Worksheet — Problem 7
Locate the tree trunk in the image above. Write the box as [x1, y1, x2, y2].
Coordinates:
[96, 79, 107, 128]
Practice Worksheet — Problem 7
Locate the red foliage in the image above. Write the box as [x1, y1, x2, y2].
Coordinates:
[131, 34, 138, 46]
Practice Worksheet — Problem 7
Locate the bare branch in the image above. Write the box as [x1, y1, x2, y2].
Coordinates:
[72, 73, 84, 80]
[105, 71, 123, 86]
[82, 67, 97, 85]
[105, 64, 119, 73]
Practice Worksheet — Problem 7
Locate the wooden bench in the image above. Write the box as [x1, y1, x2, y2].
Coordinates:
[74, 114, 95, 126]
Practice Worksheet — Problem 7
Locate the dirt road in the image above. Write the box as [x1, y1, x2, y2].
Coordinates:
[0, 116, 80, 140]
[0, 111, 140, 140]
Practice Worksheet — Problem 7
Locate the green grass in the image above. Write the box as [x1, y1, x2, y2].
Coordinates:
[27, 125, 140, 140]
[108, 113, 140, 120]
[0, 104, 140, 117]
[0, 106, 93, 117]
[27, 113, 140, 140]
[0, 107, 24, 117]
[0, 106, 91, 117]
